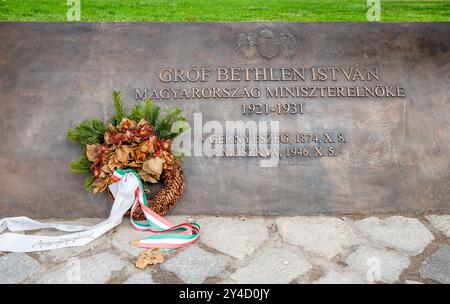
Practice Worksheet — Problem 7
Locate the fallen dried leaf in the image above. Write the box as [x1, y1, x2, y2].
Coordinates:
[0, 252, 7, 257]
[135, 249, 164, 269]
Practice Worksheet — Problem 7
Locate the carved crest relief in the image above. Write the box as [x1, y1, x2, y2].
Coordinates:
[235, 29, 297, 60]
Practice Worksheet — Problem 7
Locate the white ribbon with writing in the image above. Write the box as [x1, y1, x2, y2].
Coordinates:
[0, 171, 140, 253]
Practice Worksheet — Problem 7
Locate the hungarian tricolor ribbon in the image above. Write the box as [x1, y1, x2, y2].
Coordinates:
[0, 169, 200, 253]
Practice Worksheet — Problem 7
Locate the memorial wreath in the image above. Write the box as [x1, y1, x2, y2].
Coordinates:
[0, 92, 199, 253]
[66, 91, 188, 220]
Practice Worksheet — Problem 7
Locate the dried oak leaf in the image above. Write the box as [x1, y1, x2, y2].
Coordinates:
[102, 150, 114, 166]
[86, 144, 101, 162]
[107, 123, 118, 134]
[0, 252, 6, 257]
[101, 164, 112, 175]
[118, 117, 137, 131]
[139, 137, 157, 154]
[107, 155, 119, 171]
[127, 161, 142, 168]
[159, 139, 172, 152]
[112, 132, 126, 144]
[92, 177, 109, 193]
[115, 145, 133, 164]
[142, 157, 164, 178]
[160, 150, 175, 170]
[123, 130, 135, 143]
[134, 149, 148, 162]
[136, 119, 154, 139]
[139, 170, 158, 183]
[104, 123, 118, 144]
[136, 118, 150, 128]
[135, 249, 165, 269]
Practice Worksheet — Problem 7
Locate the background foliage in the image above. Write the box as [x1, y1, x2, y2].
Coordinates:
[0, 0, 448, 22]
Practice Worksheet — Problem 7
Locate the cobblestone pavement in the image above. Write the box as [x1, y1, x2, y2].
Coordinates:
[1, 214, 450, 284]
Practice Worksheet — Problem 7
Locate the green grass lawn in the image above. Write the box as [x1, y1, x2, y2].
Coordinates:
[0, 0, 448, 22]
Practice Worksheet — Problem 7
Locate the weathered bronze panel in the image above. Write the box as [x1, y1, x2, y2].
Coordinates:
[0, 22, 449, 217]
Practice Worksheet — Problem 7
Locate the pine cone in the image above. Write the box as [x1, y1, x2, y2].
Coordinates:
[121, 160, 185, 220]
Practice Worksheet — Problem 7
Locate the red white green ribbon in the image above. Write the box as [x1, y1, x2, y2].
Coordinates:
[111, 169, 200, 249]
[0, 169, 200, 252]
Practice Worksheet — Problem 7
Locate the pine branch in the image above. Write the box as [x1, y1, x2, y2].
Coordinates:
[142, 181, 152, 193]
[110, 91, 127, 126]
[174, 151, 185, 161]
[129, 104, 143, 122]
[129, 98, 160, 125]
[154, 107, 186, 139]
[66, 118, 106, 145]
[118, 93, 186, 139]
[171, 120, 190, 138]
[85, 175, 94, 192]
[141, 98, 161, 126]
[69, 153, 91, 173]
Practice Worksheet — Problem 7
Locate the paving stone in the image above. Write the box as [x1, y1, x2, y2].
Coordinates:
[276, 217, 361, 258]
[346, 245, 410, 283]
[426, 215, 450, 237]
[197, 217, 269, 259]
[36, 252, 126, 284]
[161, 246, 227, 284]
[355, 216, 434, 255]
[419, 245, 450, 284]
[229, 248, 312, 284]
[313, 269, 366, 284]
[124, 272, 155, 284]
[0, 253, 44, 283]
[3, 215, 446, 285]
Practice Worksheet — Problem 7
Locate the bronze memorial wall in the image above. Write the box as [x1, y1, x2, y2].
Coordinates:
[0, 22, 449, 217]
